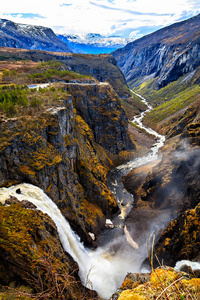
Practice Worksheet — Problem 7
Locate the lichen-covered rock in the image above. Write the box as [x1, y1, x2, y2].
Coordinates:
[67, 83, 135, 153]
[0, 203, 97, 299]
[113, 267, 200, 300]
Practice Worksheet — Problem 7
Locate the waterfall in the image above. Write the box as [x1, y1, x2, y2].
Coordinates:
[0, 183, 144, 299]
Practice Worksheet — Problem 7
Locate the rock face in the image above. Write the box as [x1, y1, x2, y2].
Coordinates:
[154, 202, 200, 267]
[67, 83, 134, 153]
[0, 18, 72, 53]
[0, 82, 134, 244]
[112, 13, 200, 89]
[0, 203, 97, 299]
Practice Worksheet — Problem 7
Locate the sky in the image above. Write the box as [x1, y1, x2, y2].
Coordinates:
[0, 0, 199, 39]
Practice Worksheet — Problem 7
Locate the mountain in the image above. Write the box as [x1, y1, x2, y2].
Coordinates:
[0, 18, 72, 52]
[112, 13, 200, 89]
[57, 33, 132, 54]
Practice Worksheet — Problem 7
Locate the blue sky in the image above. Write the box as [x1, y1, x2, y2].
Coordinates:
[0, 0, 199, 39]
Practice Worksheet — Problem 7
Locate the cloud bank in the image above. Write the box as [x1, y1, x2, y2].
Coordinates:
[0, 0, 199, 38]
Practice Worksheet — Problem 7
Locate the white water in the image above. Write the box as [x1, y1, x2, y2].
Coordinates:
[175, 260, 200, 271]
[131, 91, 165, 158]
[107, 91, 165, 220]
[0, 183, 144, 299]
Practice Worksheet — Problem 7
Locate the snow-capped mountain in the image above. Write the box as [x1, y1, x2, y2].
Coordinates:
[57, 33, 133, 54]
[0, 18, 72, 52]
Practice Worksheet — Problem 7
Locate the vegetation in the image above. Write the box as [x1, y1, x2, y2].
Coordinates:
[0, 85, 28, 116]
[129, 67, 200, 129]
[1, 60, 93, 86]
[0, 83, 69, 117]
[0, 203, 97, 300]
[118, 267, 200, 300]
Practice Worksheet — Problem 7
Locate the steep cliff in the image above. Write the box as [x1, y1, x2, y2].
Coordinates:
[112, 13, 200, 89]
[154, 202, 200, 267]
[67, 83, 134, 153]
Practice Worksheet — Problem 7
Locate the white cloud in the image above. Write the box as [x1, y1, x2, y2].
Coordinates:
[0, 0, 199, 37]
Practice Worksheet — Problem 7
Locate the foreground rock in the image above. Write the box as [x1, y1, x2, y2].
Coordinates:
[110, 267, 200, 300]
[0, 203, 97, 299]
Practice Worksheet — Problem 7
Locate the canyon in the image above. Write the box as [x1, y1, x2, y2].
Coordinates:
[0, 13, 200, 300]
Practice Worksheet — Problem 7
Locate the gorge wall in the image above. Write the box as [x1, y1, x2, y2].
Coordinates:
[112, 13, 200, 89]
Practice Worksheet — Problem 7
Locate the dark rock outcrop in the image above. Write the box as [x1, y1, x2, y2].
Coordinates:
[154, 202, 200, 267]
[112, 13, 200, 89]
[67, 83, 134, 153]
[0, 18, 72, 53]
[5, 196, 37, 209]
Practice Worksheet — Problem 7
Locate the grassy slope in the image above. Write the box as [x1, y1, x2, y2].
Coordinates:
[128, 67, 200, 130]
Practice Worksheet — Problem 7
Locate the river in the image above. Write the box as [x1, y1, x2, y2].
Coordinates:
[107, 91, 165, 224]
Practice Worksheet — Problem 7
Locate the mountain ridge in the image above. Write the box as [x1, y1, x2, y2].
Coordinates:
[0, 18, 72, 53]
[112, 13, 200, 89]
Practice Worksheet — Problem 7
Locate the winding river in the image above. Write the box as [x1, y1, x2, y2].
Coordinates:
[107, 91, 165, 224]
[0, 91, 166, 299]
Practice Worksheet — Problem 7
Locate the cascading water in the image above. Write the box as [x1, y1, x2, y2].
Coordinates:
[0, 92, 166, 299]
[0, 183, 144, 299]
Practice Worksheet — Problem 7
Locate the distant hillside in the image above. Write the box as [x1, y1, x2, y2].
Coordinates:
[0, 18, 72, 53]
[0, 47, 131, 99]
[112, 14, 200, 89]
[57, 33, 132, 54]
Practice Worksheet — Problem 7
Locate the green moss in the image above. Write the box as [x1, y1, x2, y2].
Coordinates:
[0, 204, 96, 299]
[143, 85, 200, 128]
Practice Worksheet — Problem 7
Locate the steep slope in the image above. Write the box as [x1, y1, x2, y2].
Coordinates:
[0, 18, 72, 53]
[112, 13, 200, 89]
